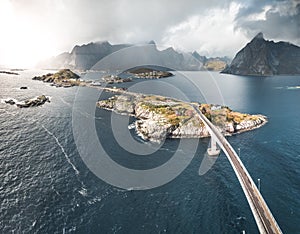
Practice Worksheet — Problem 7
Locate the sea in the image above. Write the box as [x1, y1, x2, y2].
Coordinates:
[0, 70, 299, 233]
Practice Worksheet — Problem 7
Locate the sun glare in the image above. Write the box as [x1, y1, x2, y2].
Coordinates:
[0, 0, 58, 68]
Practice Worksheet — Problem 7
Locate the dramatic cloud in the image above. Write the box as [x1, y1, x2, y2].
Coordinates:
[234, 0, 300, 44]
[0, 0, 298, 67]
[161, 2, 249, 57]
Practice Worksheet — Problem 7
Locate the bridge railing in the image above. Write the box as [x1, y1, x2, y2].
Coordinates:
[192, 104, 282, 234]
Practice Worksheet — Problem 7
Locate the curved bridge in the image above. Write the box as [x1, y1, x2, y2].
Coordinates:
[192, 105, 282, 234]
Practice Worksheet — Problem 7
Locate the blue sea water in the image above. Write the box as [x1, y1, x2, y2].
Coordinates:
[0, 70, 299, 233]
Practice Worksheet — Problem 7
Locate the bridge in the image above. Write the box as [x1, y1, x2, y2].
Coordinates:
[192, 105, 282, 234]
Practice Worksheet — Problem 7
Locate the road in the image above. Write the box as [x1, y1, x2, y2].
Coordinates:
[192, 105, 282, 234]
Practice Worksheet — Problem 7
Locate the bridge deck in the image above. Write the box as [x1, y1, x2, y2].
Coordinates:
[192, 105, 282, 234]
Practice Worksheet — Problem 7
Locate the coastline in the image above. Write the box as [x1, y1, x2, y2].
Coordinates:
[16, 69, 268, 142]
[96, 91, 268, 142]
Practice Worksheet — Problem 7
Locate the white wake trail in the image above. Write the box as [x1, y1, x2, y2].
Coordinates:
[42, 125, 80, 175]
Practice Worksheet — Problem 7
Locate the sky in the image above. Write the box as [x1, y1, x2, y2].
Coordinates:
[0, 0, 299, 68]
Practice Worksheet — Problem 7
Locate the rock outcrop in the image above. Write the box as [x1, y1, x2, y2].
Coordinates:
[97, 92, 267, 142]
[222, 32, 300, 76]
[4, 95, 50, 108]
[32, 69, 81, 88]
[17, 95, 50, 108]
[5, 99, 16, 105]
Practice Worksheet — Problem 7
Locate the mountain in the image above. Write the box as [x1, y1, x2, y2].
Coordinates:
[38, 41, 131, 70]
[38, 41, 203, 71]
[222, 32, 300, 76]
[192, 51, 231, 71]
[192, 51, 207, 64]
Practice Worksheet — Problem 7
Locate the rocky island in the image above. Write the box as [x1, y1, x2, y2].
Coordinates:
[32, 69, 82, 87]
[0, 70, 19, 75]
[97, 92, 267, 142]
[128, 68, 173, 79]
[102, 75, 132, 84]
[4, 95, 50, 108]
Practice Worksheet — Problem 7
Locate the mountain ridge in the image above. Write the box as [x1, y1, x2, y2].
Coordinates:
[222, 33, 300, 76]
[37, 41, 230, 71]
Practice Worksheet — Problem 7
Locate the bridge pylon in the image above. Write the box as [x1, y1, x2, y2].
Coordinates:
[207, 136, 220, 156]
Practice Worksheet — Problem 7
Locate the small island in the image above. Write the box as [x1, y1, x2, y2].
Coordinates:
[32, 69, 82, 88]
[102, 75, 132, 84]
[0, 70, 19, 75]
[128, 68, 173, 79]
[4, 95, 50, 108]
[97, 92, 267, 142]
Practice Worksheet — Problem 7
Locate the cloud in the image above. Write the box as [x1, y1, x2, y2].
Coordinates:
[234, 0, 300, 45]
[0, 0, 233, 66]
[0, 0, 299, 67]
[161, 2, 249, 57]
[8, 0, 232, 49]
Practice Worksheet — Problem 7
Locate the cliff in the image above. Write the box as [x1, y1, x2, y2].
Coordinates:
[222, 32, 300, 76]
[97, 92, 267, 142]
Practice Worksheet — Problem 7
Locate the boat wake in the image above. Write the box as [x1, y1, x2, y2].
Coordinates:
[41, 124, 79, 175]
[41, 124, 91, 198]
[275, 86, 300, 90]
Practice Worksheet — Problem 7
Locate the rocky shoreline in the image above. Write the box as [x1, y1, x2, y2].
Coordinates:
[97, 92, 267, 142]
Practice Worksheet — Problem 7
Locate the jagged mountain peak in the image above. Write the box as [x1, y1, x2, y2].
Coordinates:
[248, 32, 266, 47]
[148, 40, 156, 45]
[253, 32, 264, 40]
[222, 33, 300, 76]
[163, 47, 177, 52]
